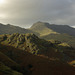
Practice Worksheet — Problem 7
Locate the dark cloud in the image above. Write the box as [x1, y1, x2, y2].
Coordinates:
[0, 0, 75, 28]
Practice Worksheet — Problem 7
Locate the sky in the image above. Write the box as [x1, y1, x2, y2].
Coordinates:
[0, 0, 75, 28]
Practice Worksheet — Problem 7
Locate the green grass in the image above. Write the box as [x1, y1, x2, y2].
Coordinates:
[41, 34, 75, 48]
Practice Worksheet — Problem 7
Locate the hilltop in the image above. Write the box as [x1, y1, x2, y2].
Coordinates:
[29, 21, 58, 36]
[0, 23, 33, 34]
[29, 22, 75, 48]
[0, 33, 75, 62]
[29, 21, 75, 36]
[0, 22, 75, 37]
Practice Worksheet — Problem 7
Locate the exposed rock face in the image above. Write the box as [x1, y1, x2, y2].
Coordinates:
[0, 33, 56, 55]
[0, 33, 47, 55]
[0, 33, 75, 63]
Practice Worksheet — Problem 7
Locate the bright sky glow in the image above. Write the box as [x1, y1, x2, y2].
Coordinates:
[0, 13, 7, 18]
[0, 0, 5, 4]
[0, 0, 75, 28]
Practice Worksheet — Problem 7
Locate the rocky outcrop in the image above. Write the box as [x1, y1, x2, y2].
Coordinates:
[0, 33, 74, 62]
[0, 33, 47, 54]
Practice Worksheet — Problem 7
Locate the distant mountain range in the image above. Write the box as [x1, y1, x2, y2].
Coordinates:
[0, 22, 75, 36]
[0, 22, 75, 75]
[0, 23, 33, 34]
[29, 21, 75, 36]
[0, 22, 75, 48]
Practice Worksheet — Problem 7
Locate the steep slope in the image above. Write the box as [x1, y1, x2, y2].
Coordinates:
[29, 21, 58, 36]
[30, 21, 75, 36]
[0, 45, 35, 75]
[0, 44, 75, 75]
[30, 22, 75, 48]
[0, 23, 34, 34]
[41, 33, 75, 48]
[46, 24, 75, 36]
[0, 51, 18, 67]
[0, 51, 28, 75]
[0, 33, 75, 62]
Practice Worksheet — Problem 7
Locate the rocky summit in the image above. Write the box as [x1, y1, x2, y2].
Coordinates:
[0, 33, 75, 62]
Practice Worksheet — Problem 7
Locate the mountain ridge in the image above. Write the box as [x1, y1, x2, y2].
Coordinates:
[30, 21, 75, 36]
[0, 22, 75, 36]
[0, 23, 36, 35]
[0, 33, 75, 75]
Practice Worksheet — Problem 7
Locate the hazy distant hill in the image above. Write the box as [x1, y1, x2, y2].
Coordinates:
[30, 21, 75, 36]
[46, 24, 75, 36]
[29, 22, 75, 48]
[0, 22, 75, 37]
[0, 22, 75, 48]
[29, 21, 58, 36]
[0, 23, 33, 34]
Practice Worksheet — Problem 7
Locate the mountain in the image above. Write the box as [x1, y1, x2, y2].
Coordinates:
[29, 21, 75, 37]
[0, 22, 75, 37]
[0, 33, 75, 62]
[29, 21, 58, 36]
[29, 22, 75, 48]
[0, 23, 34, 34]
[45, 23, 75, 36]
[0, 22, 75, 49]
[0, 22, 75, 75]
[0, 40, 75, 75]
[41, 33, 75, 48]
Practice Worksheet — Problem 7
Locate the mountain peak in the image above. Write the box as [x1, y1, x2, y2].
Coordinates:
[30, 22, 58, 36]
[31, 21, 50, 28]
[30, 22, 75, 37]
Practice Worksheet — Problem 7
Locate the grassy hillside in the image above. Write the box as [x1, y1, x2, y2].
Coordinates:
[30, 21, 75, 37]
[41, 33, 75, 48]
[29, 22, 75, 48]
[0, 33, 75, 62]
[29, 22, 58, 36]
[0, 44, 75, 75]
[0, 23, 37, 35]
[46, 24, 75, 36]
[0, 33, 75, 75]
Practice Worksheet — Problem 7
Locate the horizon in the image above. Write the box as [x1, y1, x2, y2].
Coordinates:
[0, 0, 75, 28]
[0, 21, 75, 29]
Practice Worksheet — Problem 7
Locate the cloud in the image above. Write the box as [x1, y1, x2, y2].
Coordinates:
[0, 0, 75, 28]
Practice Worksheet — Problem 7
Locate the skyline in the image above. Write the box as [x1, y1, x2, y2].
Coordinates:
[0, 0, 75, 28]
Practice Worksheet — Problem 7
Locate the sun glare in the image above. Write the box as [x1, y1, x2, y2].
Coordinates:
[0, 14, 7, 19]
[0, 0, 5, 4]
